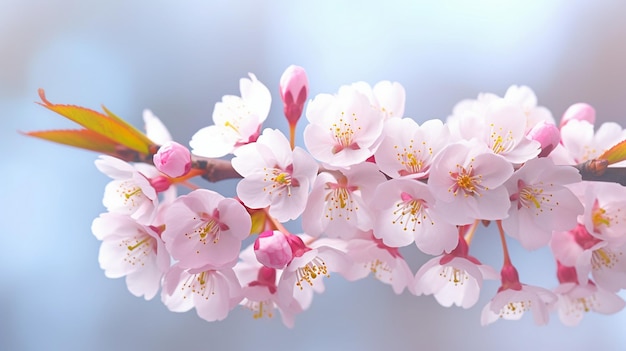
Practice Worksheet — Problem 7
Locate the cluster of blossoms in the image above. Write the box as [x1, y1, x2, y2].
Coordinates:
[49, 66, 626, 327]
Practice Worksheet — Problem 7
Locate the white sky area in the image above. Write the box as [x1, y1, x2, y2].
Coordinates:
[3, 1, 626, 350]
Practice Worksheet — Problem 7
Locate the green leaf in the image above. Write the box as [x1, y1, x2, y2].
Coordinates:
[597, 139, 626, 165]
[37, 89, 154, 154]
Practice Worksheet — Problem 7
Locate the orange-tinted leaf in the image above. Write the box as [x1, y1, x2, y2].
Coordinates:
[597, 139, 626, 165]
[37, 89, 153, 154]
[24, 129, 120, 154]
[249, 209, 268, 235]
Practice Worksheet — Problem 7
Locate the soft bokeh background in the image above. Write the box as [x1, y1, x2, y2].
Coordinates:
[3, 1, 626, 350]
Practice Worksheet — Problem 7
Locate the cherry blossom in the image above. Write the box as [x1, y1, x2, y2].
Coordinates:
[95, 155, 158, 225]
[414, 236, 498, 308]
[374, 118, 452, 179]
[481, 265, 557, 325]
[91, 212, 170, 300]
[371, 178, 458, 254]
[502, 85, 555, 132]
[578, 181, 626, 247]
[161, 264, 242, 322]
[232, 128, 318, 222]
[190, 73, 271, 158]
[161, 189, 251, 269]
[303, 85, 385, 167]
[277, 235, 351, 312]
[428, 139, 514, 225]
[553, 263, 625, 326]
[342, 80, 406, 119]
[551, 120, 626, 165]
[302, 163, 386, 239]
[235, 244, 303, 327]
[502, 158, 583, 250]
[341, 233, 414, 294]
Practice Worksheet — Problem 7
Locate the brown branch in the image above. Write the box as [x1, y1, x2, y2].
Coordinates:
[575, 159, 626, 186]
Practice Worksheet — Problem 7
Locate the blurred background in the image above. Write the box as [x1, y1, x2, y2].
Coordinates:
[3, 1, 626, 350]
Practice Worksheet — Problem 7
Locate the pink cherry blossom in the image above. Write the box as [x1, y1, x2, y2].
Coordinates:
[92, 212, 170, 300]
[579, 181, 626, 247]
[428, 140, 514, 224]
[161, 189, 251, 269]
[374, 118, 452, 179]
[551, 120, 626, 165]
[481, 264, 557, 325]
[303, 85, 384, 167]
[502, 85, 555, 132]
[277, 235, 351, 312]
[553, 263, 625, 326]
[232, 128, 318, 222]
[342, 233, 414, 294]
[235, 244, 303, 327]
[190, 73, 271, 158]
[414, 236, 498, 308]
[161, 264, 242, 322]
[302, 163, 386, 239]
[343, 80, 406, 119]
[95, 155, 158, 225]
[371, 178, 458, 255]
[502, 158, 583, 250]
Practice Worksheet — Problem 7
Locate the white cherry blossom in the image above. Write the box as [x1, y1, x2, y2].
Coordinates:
[190, 73, 271, 158]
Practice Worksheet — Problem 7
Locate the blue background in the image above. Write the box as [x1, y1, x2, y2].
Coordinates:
[3, 1, 626, 350]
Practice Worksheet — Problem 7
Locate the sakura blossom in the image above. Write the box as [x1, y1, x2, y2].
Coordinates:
[341, 80, 406, 120]
[302, 162, 386, 239]
[91, 212, 170, 300]
[374, 118, 452, 179]
[161, 264, 243, 322]
[428, 139, 514, 225]
[341, 232, 414, 294]
[30, 65, 626, 328]
[303, 84, 385, 168]
[190, 73, 271, 158]
[161, 189, 251, 269]
[502, 157, 584, 250]
[414, 236, 498, 308]
[371, 178, 458, 255]
[95, 155, 159, 225]
[232, 128, 318, 222]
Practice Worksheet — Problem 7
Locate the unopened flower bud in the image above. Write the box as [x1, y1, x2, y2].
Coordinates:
[153, 141, 191, 178]
[560, 103, 596, 128]
[279, 65, 308, 126]
[527, 121, 560, 157]
[254, 230, 293, 269]
[149, 175, 172, 192]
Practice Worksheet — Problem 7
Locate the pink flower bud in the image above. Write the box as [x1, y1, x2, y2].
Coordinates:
[149, 175, 172, 192]
[560, 103, 596, 128]
[153, 141, 191, 178]
[279, 65, 308, 126]
[254, 230, 293, 269]
[527, 121, 560, 157]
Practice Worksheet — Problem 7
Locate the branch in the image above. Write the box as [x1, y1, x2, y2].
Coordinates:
[575, 159, 626, 186]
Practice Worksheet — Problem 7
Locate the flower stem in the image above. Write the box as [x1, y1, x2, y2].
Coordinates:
[496, 220, 512, 266]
